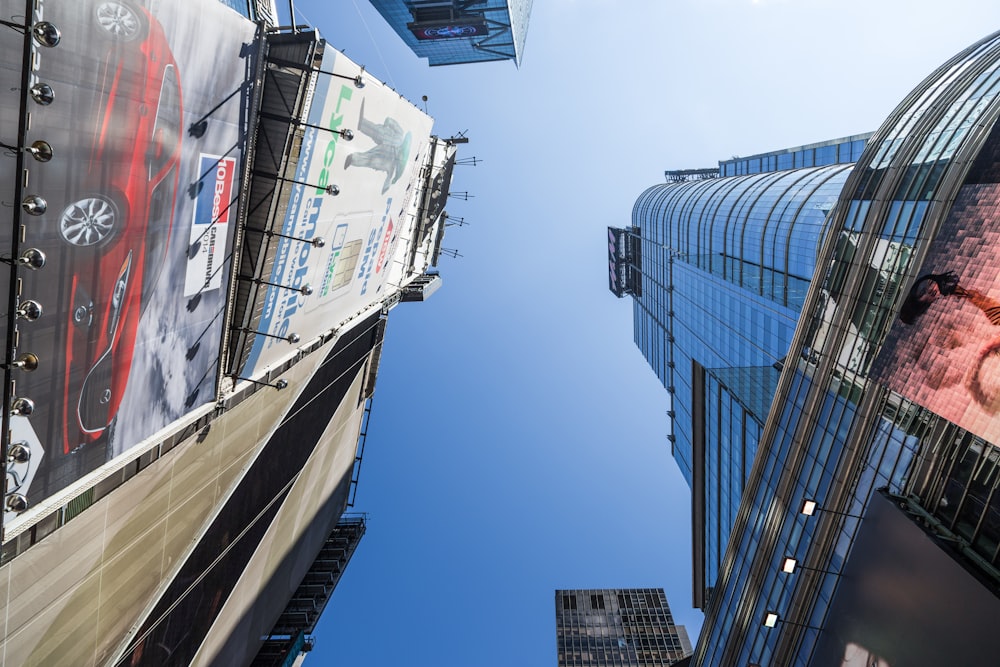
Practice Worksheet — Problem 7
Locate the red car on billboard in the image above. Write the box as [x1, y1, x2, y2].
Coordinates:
[59, 1, 181, 453]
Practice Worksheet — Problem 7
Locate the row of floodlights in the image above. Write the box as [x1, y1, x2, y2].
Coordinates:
[1, 19, 61, 517]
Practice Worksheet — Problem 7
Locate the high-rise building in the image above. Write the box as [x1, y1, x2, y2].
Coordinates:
[0, 4, 462, 664]
[694, 28, 1000, 666]
[611, 27, 1000, 666]
[609, 135, 867, 607]
[555, 588, 692, 667]
[367, 0, 533, 67]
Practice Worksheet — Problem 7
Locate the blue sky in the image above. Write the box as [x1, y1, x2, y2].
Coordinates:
[282, 2, 1000, 665]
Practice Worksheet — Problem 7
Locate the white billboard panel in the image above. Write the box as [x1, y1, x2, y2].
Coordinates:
[243, 48, 434, 376]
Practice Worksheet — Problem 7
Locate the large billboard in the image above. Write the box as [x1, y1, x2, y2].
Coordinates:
[810, 493, 1000, 666]
[240, 47, 434, 377]
[1, 0, 256, 525]
[873, 121, 1000, 445]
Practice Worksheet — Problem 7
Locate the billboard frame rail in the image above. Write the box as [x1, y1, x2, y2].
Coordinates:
[1, 0, 55, 539]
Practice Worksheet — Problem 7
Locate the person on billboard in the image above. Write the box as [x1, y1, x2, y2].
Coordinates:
[898, 271, 1000, 326]
[344, 99, 412, 194]
[897, 271, 1000, 408]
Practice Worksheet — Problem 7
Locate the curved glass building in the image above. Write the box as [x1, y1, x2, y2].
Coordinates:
[612, 27, 1000, 667]
[693, 29, 1000, 666]
[611, 150, 858, 608]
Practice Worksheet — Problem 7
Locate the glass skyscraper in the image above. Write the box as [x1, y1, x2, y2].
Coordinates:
[366, 0, 533, 66]
[695, 28, 1000, 667]
[612, 27, 1000, 667]
[555, 588, 692, 667]
[610, 136, 866, 607]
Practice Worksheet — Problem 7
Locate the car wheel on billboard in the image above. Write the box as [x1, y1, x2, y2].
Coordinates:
[59, 194, 122, 247]
[94, 0, 147, 42]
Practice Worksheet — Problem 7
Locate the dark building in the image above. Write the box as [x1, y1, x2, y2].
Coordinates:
[555, 589, 692, 667]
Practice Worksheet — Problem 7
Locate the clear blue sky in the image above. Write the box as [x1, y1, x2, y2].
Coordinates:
[279, 2, 1000, 665]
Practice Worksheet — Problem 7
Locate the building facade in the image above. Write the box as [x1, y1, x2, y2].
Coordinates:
[609, 137, 865, 608]
[0, 3, 461, 664]
[695, 28, 1000, 666]
[612, 27, 1000, 667]
[367, 0, 533, 66]
[555, 588, 692, 667]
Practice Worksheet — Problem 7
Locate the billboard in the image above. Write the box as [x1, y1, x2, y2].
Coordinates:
[1, 0, 256, 525]
[241, 47, 434, 377]
[810, 493, 1000, 666]
[872, 121, 1000, 445]
[408, 19, 489, 41]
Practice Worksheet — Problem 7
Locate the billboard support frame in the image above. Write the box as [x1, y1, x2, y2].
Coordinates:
[216, 22, 270, 399]
[1, 0, 41, 540]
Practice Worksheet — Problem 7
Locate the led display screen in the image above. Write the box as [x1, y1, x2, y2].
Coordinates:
[811, 493, 1000, 666]
[408, 19, 489, 41]
[873, 120, 1000, 445]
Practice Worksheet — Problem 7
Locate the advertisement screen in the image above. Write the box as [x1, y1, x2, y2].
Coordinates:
[408, 19, 489, 41]
[811, 493, 1000, 666]
[1, 0, 256, 523]
[241, 47, 434, 377]
[872, 121, 1000, 445]
[608, 227, 623, 297]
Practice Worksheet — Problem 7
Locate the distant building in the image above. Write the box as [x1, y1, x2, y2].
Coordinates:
[367, 0, 533, 66]
[252, 515, 367, 666]
[555, 589, 692, 666]
[216, 0, 279, 26]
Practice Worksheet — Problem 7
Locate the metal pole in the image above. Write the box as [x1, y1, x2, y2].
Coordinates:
[2, 0, 36, 540]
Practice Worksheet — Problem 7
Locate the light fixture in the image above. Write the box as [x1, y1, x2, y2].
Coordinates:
[243, 227, 326, 248]
[0, 140, 53, 162]
[238, 275, 313, 296]
[762, 611, 824, 631]
[29, 82, 54, 105]
[230, 375, 289, 390]
[27, 140, 53, 162]
[10, 397, 35, 416]
[9, 352, 39, 371]
[800, 499, 862, 518]
[15, 248, 46, 269]
[7, 442, 30, 464]
[780, 555, 842, 577]
[4, 493, 28, 513]
[21, 194, 47, 216]
[31, 21, 60, 47]
[16, 300, 42, 321]
[252, 170, 340, 197]
[336, 129, 354, 141]
[238, 327, 300, 344]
